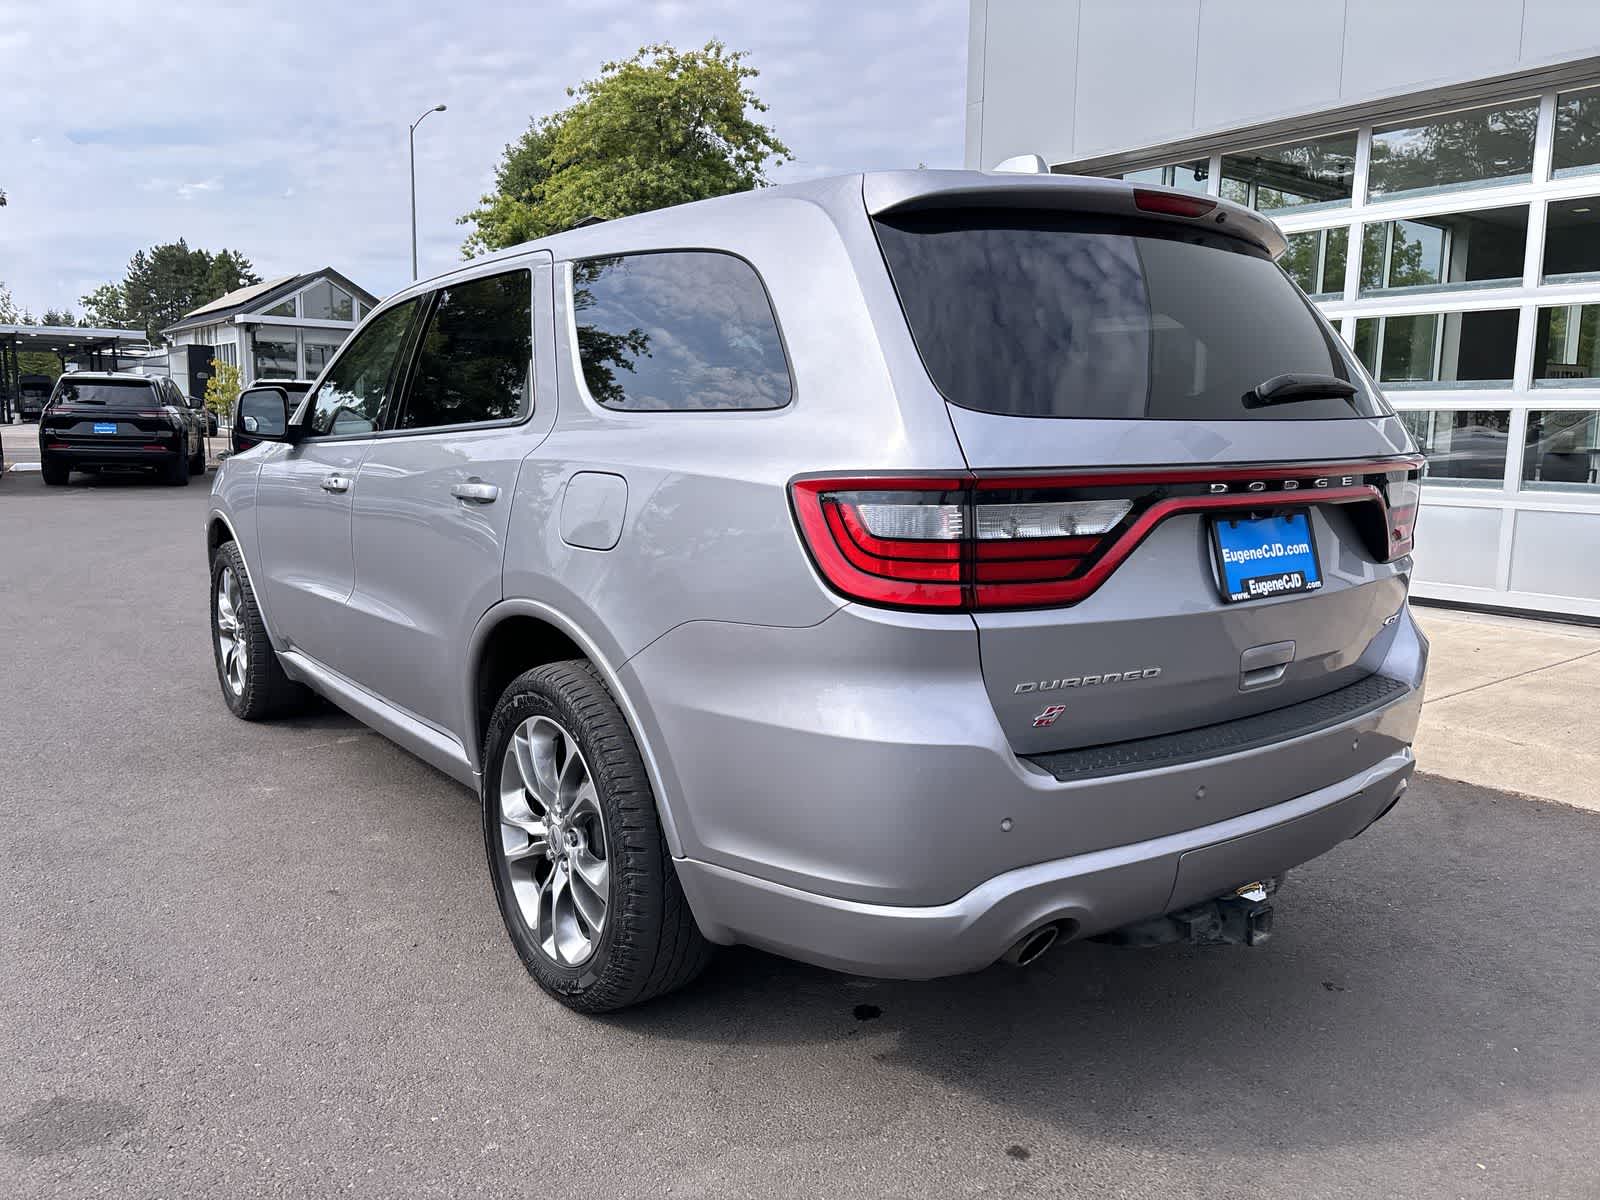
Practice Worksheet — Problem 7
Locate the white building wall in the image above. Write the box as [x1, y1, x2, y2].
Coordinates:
[967, 0, 1600, 170]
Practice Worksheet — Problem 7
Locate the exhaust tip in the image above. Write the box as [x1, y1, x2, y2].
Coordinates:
[1002, 924, 1061, 968]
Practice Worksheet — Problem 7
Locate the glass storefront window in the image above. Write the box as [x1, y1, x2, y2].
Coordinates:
[1552, 88, 1600, 179]
[1354, 310, 1519, 388]
[1219, 134, 1356, 213]
[302, 337, 343, 380]
[1523, 410, 1600, 490]
[1533, 305, 1600, 384]
[1398, 409, 1512, 486]
[1542, 195, 1600, 282]
[253, 335, 297, 380]
[1358, 206, 1527, 295]
[1368, 101, 1538, 200]
[1280, 227, 1348, 298]
[1118, 160, 1210, 194]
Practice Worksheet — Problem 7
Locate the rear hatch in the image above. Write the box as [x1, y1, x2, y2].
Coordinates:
[865, 184, 1421, 756]
[42, 378, 176, 453]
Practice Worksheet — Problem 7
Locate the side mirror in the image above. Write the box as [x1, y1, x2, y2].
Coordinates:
[237, 386, 294, 442]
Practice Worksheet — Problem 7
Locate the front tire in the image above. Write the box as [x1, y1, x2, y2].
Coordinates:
[483, 661, 712, 1013]
[210, 540, 309, 719]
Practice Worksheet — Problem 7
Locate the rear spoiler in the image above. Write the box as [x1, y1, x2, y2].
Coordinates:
[862, 170, 1286, 260]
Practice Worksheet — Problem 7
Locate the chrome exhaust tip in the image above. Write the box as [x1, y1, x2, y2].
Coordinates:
[1001, 924, 1061, 968]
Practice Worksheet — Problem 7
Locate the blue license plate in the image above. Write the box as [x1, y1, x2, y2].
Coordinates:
[1211, 510, 1322, 603]
[92, 422, 117, 434]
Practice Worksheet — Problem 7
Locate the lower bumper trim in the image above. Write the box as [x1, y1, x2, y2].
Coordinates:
[676, 748, 1414, 980]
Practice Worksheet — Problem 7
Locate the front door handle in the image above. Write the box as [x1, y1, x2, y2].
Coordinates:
[451, 481, 500, 504]
[320, 474, 351, 493]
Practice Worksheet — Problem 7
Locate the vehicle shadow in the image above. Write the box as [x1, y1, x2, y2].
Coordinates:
[615, 780, 1600, 1155]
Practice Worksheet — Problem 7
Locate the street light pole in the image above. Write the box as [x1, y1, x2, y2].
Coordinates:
[409, 103, 447, 280]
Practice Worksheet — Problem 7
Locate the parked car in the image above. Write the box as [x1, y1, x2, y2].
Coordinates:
[205, 169, 1428, 1013]
[16, 374, 53, 422]
[232, 380, 311, 455]
[40, 373, 208, 485]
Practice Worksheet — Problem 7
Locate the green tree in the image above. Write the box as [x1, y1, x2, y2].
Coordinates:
[81, 240, 260, 343]
[203, 359, 241, 424]
[460, 41, 789, 254]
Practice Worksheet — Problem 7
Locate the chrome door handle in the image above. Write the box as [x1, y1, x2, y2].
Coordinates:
[320, 474, 351, 493]
[450, 481, 500, 504]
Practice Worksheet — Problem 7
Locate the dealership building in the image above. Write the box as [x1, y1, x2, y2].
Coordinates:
[967, 1, 1600, 619]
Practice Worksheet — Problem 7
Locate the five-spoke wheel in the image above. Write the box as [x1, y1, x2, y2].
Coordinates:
[214, 566, 248, 697]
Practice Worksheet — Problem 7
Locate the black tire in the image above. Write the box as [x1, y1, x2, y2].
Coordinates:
[209, 540, 310, 720]
[40, 454, 69, 486]
[166, 446, 191, 486]
[483, 660, 712, 1013]
[189, 439, 206, 476]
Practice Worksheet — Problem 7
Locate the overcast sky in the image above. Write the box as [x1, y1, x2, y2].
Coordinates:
[0, 0, 966, 321]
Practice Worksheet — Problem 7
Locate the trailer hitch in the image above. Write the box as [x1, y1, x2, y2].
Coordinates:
[1094, 878, 1280, 948]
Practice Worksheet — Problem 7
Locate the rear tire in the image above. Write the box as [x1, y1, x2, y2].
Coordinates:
[167, 447, 191, 486]
[40, 454, 69, 486]
[483, 661, 712, 1013]
[189, 440, 206, 476]
[210, 540, 310, 719]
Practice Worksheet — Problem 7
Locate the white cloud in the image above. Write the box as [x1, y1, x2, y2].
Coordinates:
[0, 0, 966, 314]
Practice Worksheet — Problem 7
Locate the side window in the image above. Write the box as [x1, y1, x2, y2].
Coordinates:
[304, 299, 419, 437]
[571, 251, 791, 411]
[397, 269, 532, 430]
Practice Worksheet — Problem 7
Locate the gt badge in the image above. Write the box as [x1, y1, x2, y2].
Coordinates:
[1031, 704, 1067, 728]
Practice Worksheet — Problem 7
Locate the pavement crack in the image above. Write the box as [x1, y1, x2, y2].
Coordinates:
[1423, 646, 1600, 705]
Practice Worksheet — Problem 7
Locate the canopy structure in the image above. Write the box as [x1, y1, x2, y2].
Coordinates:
[0, 324, 149, 418]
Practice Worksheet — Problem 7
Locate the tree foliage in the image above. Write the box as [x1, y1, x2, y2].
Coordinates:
[80, 240, 260, 343]
[204, 359, 242, 421]
[461, 41, 789, 255]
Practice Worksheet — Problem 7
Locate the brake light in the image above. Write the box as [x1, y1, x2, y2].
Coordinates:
[1132, 188, 1218, 218]
[791, 459, 1422, 612]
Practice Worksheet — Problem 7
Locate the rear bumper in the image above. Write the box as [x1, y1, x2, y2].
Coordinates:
[43, 443, 175, 464]
[677, 749, 1413, 979]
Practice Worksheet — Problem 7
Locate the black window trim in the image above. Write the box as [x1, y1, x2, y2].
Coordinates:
[563, 246, 797, 417]
[382, 264, 539, 438]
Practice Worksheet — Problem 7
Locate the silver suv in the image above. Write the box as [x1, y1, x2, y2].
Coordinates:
[206, 170, 1427, 1012]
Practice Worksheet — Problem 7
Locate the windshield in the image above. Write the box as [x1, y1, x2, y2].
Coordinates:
[51, 379, 160, 406]
[873, 209, 1386, 421]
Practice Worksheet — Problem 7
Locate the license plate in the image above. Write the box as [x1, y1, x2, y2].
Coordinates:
[1211, 510, 1322, 603]
[92, 422, 117, 434]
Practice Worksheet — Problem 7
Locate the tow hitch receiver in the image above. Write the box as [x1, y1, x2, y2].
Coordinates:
[1094, 879, 1279, 948]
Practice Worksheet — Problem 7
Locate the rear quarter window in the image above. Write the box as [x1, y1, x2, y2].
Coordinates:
[873, 209, 1385, 421]
[570, 251, 791, 412]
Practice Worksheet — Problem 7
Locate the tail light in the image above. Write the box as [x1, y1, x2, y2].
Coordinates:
[791, 458, 1422, 612]
[1132, 188, 1218, 219]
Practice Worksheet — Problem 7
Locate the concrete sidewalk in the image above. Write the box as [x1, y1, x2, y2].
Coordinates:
[1413, 606, 1600, 812]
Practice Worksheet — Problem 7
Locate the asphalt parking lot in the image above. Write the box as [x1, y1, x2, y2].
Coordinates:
[3, 451, 1599, 1199]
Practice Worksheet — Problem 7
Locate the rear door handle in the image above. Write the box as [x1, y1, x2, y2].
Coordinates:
[450, 481, 500, 504]
[320, 474, 351, 493]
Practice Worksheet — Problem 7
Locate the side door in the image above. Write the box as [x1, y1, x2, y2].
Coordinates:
[253, 298, 423, 669]
[342, 256, 556, 734]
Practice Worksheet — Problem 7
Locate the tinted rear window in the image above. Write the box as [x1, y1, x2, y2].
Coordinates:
[873, 210, 1384, 421]
[50, 379, 158, 405]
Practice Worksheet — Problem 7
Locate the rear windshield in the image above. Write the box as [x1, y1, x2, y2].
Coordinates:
[51, 379, 158, 406]
[873, 210, 1385, 421]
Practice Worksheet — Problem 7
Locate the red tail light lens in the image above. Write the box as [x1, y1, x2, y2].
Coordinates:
[792, 459, 1423, 612]
[1132, 188, 1218, 218]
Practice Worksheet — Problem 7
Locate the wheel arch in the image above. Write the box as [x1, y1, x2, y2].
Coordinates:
[465, 599, 685, 856]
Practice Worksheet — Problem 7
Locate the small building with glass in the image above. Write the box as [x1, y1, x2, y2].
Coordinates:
[162, 269, 378, 387]
[967, 1, 1600, 619]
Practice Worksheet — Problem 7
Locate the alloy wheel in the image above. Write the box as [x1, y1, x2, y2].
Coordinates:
[498, 715, 611, 967]
[214, 568, 248, 696]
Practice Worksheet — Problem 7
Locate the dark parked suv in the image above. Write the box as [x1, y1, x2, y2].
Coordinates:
[206, 169, 1427, 1012]
[40, 373, 209, 485]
